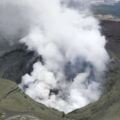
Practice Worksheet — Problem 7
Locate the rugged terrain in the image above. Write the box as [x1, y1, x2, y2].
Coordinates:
[0, 19, 120, 120]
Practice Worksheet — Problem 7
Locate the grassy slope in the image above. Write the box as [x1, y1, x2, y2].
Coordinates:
[0, 79, 66, 120]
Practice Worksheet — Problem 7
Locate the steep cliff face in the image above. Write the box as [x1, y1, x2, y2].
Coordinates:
[0, 19, 120, 120]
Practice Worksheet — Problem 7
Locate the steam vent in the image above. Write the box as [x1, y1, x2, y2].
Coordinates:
[0, 0, 120, 120]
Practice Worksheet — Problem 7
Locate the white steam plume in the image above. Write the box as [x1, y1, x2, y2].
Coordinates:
[18, 0, 110, 113]
[0, 0, 115, 113]
[0, 0, 32, 45]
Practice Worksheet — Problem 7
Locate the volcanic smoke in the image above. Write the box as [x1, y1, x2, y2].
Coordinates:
[1, 0, 119, 113]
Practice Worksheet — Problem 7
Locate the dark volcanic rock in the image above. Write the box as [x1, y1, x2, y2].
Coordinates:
[101, 20, 120, 56]
[0, 44, 43, 83]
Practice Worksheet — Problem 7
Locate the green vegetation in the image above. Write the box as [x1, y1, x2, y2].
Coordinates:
[0, 79, 66, 120]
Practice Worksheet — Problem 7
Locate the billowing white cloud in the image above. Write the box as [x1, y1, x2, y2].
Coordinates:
[0, 0, 111, 113]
